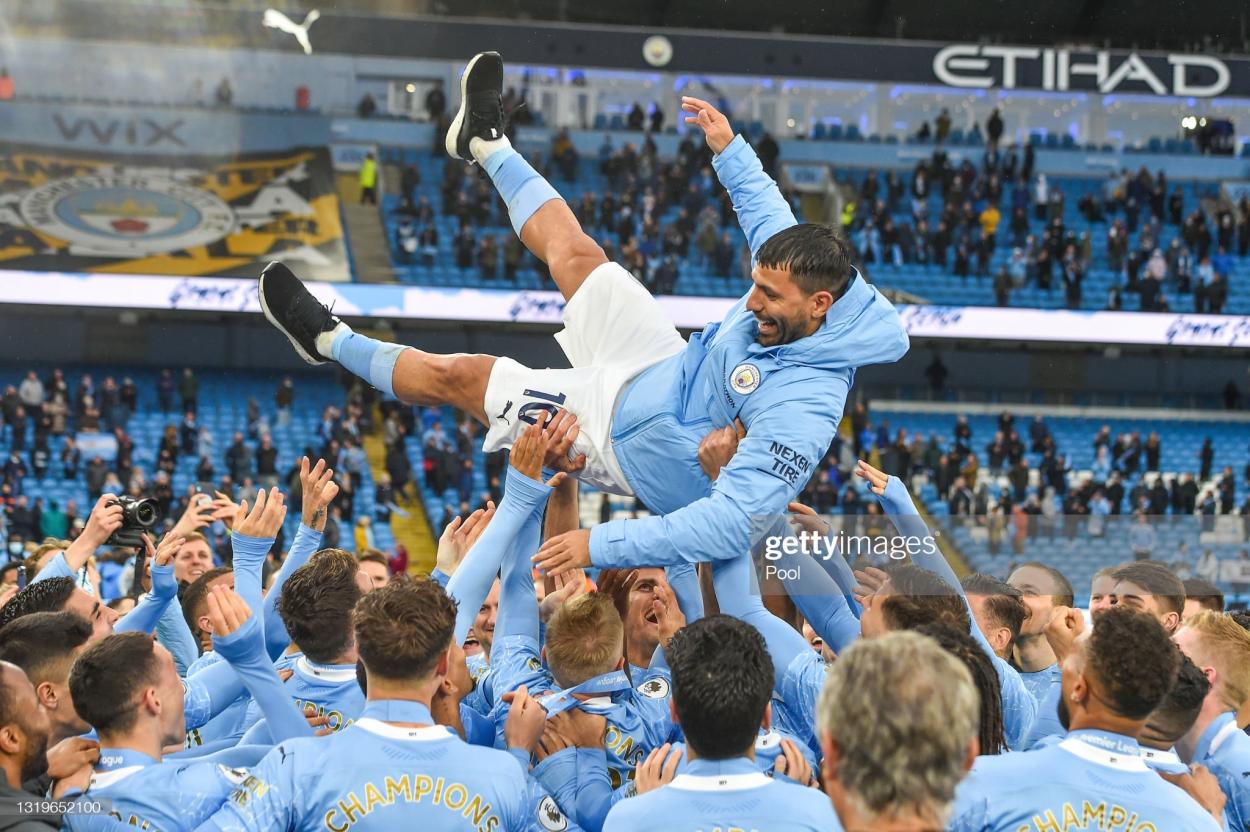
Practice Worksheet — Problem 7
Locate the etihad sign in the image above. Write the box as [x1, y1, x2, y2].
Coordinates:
[933, 44, 1230, 97]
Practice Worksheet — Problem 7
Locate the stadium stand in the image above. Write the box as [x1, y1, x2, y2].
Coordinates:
[377, 134, 1250, 314]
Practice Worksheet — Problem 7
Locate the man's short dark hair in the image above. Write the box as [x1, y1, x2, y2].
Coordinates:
[0, 576, 76, 628]
[915, 623, 1005, 755]
[182, 567, 233, 640]
[1014, 561, 1075, 608]
[1111, 562, 1185, 615]
[1144, 655, 1210, 745]
[666, 615, 773, 760]
[354, 579, 457, 681]
[1087, 607, 1180, 719]
[1183, 578, 1224, 613]
[0, 561, 21, 584]
[754, 223, 853, 296]
[882, 565, 971, 633]
[961, 573, 1028, 651]
[69, 632, 161, 735]
[277, 549, 362, 664]
[0, 611, 92, 686]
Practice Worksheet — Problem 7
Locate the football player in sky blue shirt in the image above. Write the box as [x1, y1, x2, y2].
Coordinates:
[1174, 610, 1250, 831]
[196, 579, 579, 832]
[65, 586, 314, 831]
[603, 615, 838, 832]
[949, 607, 1221, 831]
[237, 548, 371, 744]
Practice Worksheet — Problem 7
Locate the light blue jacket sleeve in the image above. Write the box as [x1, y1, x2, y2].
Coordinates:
[262, 523, 322, 660]
[114, 561, 177, 636]
[153, 587, 200, 676]
[590, 389, 846, 570]
[212, 614, 312, 744]
[496, 502, 547, 643]
[31, 550, 75, 583]
[665, 564, 704, 624]
[182, 658, 247, 731]
[229, 532, 273, 622]
[712, 134, 798, 258]
[874, 476, 1038, 749]
[532, 748, 611, 832]
[711, 540, 810, 691]
[447, 468, 551, 645]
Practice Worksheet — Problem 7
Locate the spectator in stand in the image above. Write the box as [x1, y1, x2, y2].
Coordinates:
[477, 234, 499, 280]
[359, 152, 378, 206]
[627, 102, 645, 130]
[986, 107, 1004, 150]
[176, 368, 197, 416]
[356, 92, 377, 119]
[935, 108, 952, 143]
[255, 435, 279, 488]
[424, 80, 446, 121]
[215, 77, 233, 106]
[274, 376, 295, 428]
[225, 431, 250, 483]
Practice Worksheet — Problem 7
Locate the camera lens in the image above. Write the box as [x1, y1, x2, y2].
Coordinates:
[133, 500, 158, 527]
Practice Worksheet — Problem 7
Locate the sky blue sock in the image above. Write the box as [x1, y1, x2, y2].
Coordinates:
[483, 147, 562, 237]
[331, 329, 406, 400]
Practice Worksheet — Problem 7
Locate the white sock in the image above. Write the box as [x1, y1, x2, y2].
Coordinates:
[470, 134, 511, 166]
[315, 321, 351, 360]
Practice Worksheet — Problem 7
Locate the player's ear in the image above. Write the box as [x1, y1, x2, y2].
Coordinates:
[435, 646, 450, 678]
[810, 289, 834, 318]
[35, 680, 58, 711]
[198, 614, 213, 635]
[668, 697, 679, 727]
[760, 701, 772, 732]
[540, 645, 548, 665]
[963, 736, 980, 771]
[1163, 612, 1180, 633]
[818, 730, 838, 785]
[614, 656, 626, 672]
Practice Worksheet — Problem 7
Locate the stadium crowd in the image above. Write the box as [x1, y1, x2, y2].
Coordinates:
[845, 148, 1248, 312]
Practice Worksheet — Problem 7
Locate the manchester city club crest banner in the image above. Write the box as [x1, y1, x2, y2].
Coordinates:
[0, 145, 350, 282]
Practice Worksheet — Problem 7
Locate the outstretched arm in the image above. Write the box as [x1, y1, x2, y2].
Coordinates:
[539, 392, 844, 574]
[683, 96, 797, 257]
[261, 459, 336, 659]
[496, 423, 565, 644]
[857, 459, 1038, 748]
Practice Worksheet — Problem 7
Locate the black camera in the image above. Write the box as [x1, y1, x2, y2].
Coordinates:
[105, 496, 162, 549]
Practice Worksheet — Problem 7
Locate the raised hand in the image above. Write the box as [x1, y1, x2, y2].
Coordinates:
[634, 743, 683, 795]
[299, 457, 339, 532]
[543, 409, 587, 475]
[788, 501, 832, 544]
[1044, 606, 1086, 662]
[698, 418, 746, 481]
[852, 566, 890, 608]
[855, 459, 890, 496]
[81, 494, 125, 548]
[593, 568, 637, 621]
[509, 415, 551, 481]
[205, 584, 254, 638]
[234, 487, 288, 539]
[539, 568, 588, 624]
[773, 739, 816, 787]
[502, 684, 547, 753]
[681, 96, 735, 155]
[652, 583, 686, 647]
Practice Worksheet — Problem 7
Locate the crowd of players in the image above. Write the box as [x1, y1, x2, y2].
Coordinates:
[0, 408, 1245, 830]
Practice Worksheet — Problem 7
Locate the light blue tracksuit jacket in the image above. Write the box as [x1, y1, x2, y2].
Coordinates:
[589, 134, 909, 569]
